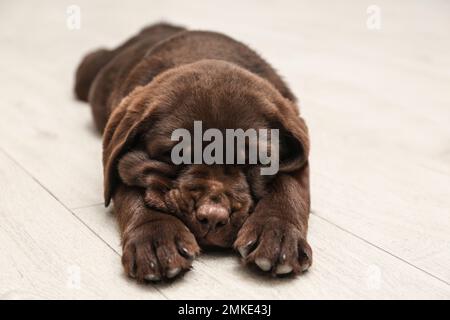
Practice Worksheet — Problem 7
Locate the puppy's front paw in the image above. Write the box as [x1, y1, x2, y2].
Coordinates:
[234, 216, 312, 276]
[121, 217, 200, 282]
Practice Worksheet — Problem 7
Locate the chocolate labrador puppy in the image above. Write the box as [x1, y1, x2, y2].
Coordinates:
[75, 23, 312, 282]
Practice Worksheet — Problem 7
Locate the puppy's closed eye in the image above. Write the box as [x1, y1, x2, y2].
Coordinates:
[187, 185, 205, 192]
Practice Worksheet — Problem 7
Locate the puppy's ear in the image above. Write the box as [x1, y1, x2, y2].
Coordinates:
[118, 150, 174, 211]
[269, 98, 310, 173]
[276, 114, 309, 173]
[103, 85, 163, 206]
[118, 150, 174, 188]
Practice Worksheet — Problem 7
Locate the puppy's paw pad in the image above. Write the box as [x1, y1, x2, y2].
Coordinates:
[166, 267, 181, 279]
[255, 258, 272, 271]
[275, 264, 293, 275]
[144, 274, 161, 282]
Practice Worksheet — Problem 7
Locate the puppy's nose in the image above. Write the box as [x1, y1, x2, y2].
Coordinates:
[196, 204, 229, 231]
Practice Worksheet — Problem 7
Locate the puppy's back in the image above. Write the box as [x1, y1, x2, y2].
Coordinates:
[75, 23, 295, 132]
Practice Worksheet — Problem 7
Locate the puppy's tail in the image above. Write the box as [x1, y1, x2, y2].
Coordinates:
[74, 48, 114, 102]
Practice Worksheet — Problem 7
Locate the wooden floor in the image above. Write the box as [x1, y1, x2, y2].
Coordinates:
[0, 0, 449, 299]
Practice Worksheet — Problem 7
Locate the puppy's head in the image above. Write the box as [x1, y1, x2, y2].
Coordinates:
[106, 60, 309, 247]
[117, 153, 252, 246]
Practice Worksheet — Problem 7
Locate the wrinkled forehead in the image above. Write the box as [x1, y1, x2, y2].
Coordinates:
[167, 94, 269, 130]
[144, 98, 271, 155]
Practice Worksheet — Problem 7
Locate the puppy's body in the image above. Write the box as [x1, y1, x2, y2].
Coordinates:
[75, 23, 312, 282]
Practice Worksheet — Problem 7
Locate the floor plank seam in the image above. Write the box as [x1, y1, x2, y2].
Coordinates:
[310, 210, 450, 286]
[0, 147, 119, 253]
[18, 186, 449, 288]
[0, 147, 170, 299]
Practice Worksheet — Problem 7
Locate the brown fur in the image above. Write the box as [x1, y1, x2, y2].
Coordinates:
[75, 23, 312, 281]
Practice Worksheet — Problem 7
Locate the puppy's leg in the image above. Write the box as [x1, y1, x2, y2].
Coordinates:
[234, 164, 312, 275]
[113, 184, 200, 282]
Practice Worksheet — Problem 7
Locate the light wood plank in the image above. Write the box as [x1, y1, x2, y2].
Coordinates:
[0, 149, 165, 299]
[0, 63, 104, 209]
[309, 125, 450, 283]
[275, 1, 450, 282]
[74, 204, 450, 299]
